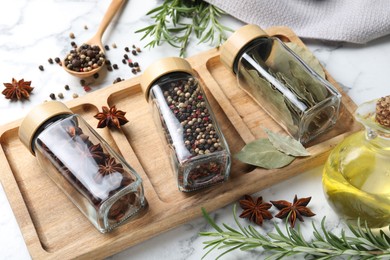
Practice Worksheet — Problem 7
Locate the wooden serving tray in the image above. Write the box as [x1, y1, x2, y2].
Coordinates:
[0, 27, 361, 259]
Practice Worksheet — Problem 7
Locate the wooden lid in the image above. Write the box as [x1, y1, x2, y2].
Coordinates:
[220, 24, 268, 72]
[18, 101, 73, 155]
[140, 57, 194, 101]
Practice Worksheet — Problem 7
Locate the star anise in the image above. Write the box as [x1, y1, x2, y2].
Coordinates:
[98, 157, 124, 176]
[239, 194, 273, 226]
[271, 195, 316, 228]
[76, 142, 106, 163]
[2, 78, 34, 100]
[94, 105, 129, 129]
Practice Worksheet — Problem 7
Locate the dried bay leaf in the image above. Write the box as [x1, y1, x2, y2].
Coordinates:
[285, 42, 326, 79]
[264, 128, 310, 157]
[246, 68, 295, 129]
[289, 60, 328, 102]
[235, 138, 295, 169]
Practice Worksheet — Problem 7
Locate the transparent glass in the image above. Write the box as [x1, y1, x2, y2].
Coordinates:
[33, 114, 146, 233]
[322, 98, 390, 228]
[236, 37, 341, 143]
[148, 72, 231, 192]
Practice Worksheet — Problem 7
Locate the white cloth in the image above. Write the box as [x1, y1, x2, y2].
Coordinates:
[205, 0, 390, 44]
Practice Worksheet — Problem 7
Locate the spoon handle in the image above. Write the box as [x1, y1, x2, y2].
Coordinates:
[94, 0, 125, 41]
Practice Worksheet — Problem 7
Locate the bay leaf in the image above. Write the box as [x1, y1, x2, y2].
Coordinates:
[241, 67, 295, 129]
[289, 60, 328, 102]
[264, 128, 311, 157]
[285, 42, 326, 79]
[234, 138, 295, 169]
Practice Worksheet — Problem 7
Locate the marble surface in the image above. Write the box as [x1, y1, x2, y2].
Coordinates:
[1, 0, 390, 259]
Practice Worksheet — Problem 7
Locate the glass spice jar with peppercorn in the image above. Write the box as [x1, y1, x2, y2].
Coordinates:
[140, 57, 231, 192]
[18, 101, 146, 233]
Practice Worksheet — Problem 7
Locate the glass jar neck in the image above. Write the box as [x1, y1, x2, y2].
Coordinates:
[31, 114, 71, 154]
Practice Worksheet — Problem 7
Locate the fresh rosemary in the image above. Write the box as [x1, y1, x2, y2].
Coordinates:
[135, 0, 232, 57]
[200, 204, 390, 259]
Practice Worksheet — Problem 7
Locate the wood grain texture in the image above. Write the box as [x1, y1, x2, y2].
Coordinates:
[0, 27, 362, 259]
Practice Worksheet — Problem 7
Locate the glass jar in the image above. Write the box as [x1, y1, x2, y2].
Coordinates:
[140, 57, 231, 192]
[18, 101, 146, 233]
[322, 97, 390, 228]
[220, 24, 342, 143]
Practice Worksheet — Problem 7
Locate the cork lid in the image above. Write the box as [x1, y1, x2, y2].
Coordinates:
[140, 57, 194, 101]
[19, 101, 73, 155]
[220, 24, 268, 72]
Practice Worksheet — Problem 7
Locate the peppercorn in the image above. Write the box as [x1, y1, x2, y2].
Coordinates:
[80, 79, 86, 86]
[58, 93, 64, 99]
[112, 43, 117, 48]
[133, 62, 139, 67]
[49, 93, 56, 100]
[54, 57, 61, 63]
[122, 59, 127, 64]
[84, 25, 88, 30]
[132, 50, 137, 56]
[128, 62, 134, 68]
[69, 32, 75, 39]
[72, 93, 79, 98]
[124, 54, 129, 59]
[136, 47, 141, 53]
[64, 85, 70, 90]
[104, 45, 110, 51]
[125, 47, 130, 52]
[131, 68, 137, 74]
[39, 65, 44, 71]
[113, 64, 119, 70]
[93, 73, 99, 79]
[48, 58, 53, 64]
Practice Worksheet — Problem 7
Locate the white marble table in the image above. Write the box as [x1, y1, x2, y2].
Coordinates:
[1, 1, 390, 259]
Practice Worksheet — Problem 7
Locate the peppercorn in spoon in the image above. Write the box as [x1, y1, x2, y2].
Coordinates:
[63, 0, 124, 78]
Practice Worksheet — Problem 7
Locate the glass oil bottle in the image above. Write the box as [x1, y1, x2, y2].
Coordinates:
[322, 96, 390, 228]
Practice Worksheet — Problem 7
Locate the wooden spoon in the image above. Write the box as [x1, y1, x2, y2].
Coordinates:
[63, 0, 125, 78]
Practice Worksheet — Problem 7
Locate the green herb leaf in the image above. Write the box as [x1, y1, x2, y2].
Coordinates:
[199, 205, 390, 259]
[235, 138, 295, 169]
[264, 128, 310, 157]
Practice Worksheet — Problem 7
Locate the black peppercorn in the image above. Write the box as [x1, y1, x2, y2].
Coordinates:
[39, 65, 44, 71]
[64, 85, 70, 90]
[49, 93, 56, 100]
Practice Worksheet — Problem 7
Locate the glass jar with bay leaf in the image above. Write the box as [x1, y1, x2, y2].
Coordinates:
[18, 101, 146, 233]
[220, 24, 342, 143]
[140, 57, 231, 192]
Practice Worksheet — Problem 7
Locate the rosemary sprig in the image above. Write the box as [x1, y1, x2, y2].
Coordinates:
[200, 204, 390, 259]
[135, 0, 232, 57]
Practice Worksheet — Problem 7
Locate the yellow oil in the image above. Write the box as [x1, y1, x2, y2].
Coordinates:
[322, 131, 390, 228]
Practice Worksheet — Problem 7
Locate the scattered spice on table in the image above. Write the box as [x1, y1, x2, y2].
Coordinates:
[239, 195, 273, 226]
[94, 105, 129, 129]
[271, 194, 316, 228]
[2, 78, 34, 100]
